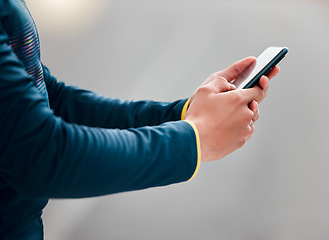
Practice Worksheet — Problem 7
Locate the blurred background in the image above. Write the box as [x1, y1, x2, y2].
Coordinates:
[26, 0, 329, 239]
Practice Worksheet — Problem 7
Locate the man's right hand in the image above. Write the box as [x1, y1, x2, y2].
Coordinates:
[185, 57, 279, 162]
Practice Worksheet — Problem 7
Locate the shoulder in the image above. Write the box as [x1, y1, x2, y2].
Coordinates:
[1, 0, 32, 34]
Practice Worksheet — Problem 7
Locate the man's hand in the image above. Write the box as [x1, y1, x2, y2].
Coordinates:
[185, 57, 280, 162]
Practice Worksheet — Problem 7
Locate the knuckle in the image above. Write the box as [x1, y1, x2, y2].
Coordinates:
[216, 76, 228, 82]
[210, 72, 221, 80]
[233, 91, 244, 104]
[250, 124, 255, 133]
[215, 77, 230, 88]
[213, 75, 229, 86]
[214, 71, 223, 78]
[242, 109, 254, 122]
[237, 139, 246, 149]
[261, 90, 266, 100]
[260, 88, 267, 100]
[245, 125, 253, 136]
[247, 110, 254, 120]
[196, 85, 211, 95]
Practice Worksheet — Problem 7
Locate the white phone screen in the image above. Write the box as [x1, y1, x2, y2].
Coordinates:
[235, 47, 287, 89]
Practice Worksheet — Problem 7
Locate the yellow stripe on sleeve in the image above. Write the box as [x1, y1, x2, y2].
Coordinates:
[184, 120, 201, 181]
[181, 98, 190, 120]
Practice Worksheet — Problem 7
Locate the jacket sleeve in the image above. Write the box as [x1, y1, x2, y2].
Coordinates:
[44, 65, 189, 129]
[0, 29, 200, 199]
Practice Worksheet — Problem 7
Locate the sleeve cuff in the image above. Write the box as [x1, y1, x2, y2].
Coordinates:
[184, 120, 201, 181]
[181, 98, 190, 120]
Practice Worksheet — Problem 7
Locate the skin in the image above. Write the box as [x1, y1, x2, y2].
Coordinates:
[185, 57, 280, 162]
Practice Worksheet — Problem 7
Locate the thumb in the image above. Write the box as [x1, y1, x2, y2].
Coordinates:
[206, 76, 236, 94]
[219, 57, 256, 82]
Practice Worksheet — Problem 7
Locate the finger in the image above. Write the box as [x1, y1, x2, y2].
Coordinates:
[249, 100, 260, 121]
[219, 57, 256, 82]
[206, 76, 236, 94]
[266, 66, 280, 80]
[248, 100, 258, 112]
[253, 108, 260, 122]
[238, 114, 255, 144]
[249, 121, 255, 133]
[239, 86, 265, 104]
[259, 75, 269, 92]
[245, 120, 255, 141]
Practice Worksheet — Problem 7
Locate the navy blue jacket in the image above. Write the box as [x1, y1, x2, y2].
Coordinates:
[0, 0, 200, 238]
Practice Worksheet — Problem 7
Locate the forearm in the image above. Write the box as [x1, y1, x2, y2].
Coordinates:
[44, 66, 188, 129]
[1, 81, 199, 198]
[0, 40, 199, 199]
[2, 112, 198, 198]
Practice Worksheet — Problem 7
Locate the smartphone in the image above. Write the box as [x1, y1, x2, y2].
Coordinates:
[235, 47, 288, 89]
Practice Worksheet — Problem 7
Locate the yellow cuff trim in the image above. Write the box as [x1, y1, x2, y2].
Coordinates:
[181, 99, 190, 120]
[184, 120, 201, 181]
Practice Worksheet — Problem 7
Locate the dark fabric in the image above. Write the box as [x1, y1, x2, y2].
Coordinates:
[0, 0, 198, 239]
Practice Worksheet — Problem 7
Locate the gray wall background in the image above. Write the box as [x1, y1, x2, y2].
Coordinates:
[27, 0, 329, 239]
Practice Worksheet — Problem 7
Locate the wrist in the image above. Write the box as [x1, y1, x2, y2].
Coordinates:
[183, 120, 201, 180]
[181, 98, 190, 120]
